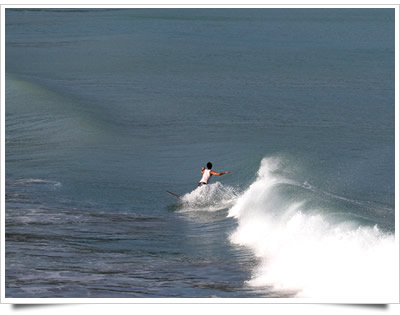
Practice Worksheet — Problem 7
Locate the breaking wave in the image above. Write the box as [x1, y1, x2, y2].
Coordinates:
[227, 157, 397, 300]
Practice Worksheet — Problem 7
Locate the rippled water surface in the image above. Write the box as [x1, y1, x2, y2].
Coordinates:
[5, 8, 396, 300]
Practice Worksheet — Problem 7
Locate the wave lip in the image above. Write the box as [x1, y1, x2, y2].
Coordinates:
[228, 157, 398, 301]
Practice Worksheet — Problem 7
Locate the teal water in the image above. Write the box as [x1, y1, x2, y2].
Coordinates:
[5, 8, 396, 299]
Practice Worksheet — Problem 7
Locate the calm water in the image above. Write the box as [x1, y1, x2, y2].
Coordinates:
[5, 8, 396, 300]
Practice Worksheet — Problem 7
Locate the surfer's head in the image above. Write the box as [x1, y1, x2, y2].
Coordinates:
[206, 162, 212, 169]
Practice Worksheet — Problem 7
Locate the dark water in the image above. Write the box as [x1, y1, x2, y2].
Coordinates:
[5, 8, 396, 300]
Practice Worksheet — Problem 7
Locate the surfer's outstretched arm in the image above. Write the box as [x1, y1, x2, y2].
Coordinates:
[211, 170, 230, 176]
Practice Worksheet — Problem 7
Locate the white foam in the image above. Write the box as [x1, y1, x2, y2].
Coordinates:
[13, 178, 62, 187]
[179, 182, 239, 213]
[228, 157, 397, 301]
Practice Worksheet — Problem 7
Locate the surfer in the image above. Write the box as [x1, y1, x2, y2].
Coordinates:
[198, 162, 229, 186]
[166, 162, 229, 199]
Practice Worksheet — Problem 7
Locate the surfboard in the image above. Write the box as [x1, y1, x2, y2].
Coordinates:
[166, 190, 181, 200]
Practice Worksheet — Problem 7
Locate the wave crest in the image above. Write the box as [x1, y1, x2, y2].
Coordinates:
[228, 157, 397, 301]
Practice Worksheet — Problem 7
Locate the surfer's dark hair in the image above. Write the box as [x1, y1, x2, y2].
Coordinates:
[207, 162, 212, 169]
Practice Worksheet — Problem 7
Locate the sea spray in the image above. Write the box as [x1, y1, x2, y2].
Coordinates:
[228, 157, 397, 300]
[180, 182, 239, 213]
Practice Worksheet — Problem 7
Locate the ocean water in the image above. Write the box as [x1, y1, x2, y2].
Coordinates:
[4, 8, 397, 300]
